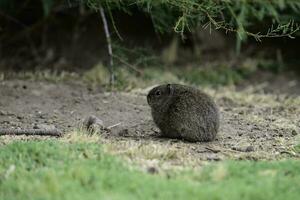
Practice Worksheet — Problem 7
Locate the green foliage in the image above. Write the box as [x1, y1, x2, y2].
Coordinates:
[0, 0, 299, 41]
[87, 0, 300, 42]
[177, 66, 245, 86]
[1, 141, 300, 200]
[41, 0, 54, 16]
[113, 42, 160, 67]
[257, 59, 283, 73]
[0, 0, 299, 52]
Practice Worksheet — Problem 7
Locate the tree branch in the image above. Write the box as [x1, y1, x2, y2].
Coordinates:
[99, 6, 114, 86]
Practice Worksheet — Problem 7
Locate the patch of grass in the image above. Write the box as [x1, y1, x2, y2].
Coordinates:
[89, 57, 272, 89]
[1, 141, 300, 200]
[83, 64, 182, 91]
[176, 66, 245, 86]
[83, 63, 110, 86]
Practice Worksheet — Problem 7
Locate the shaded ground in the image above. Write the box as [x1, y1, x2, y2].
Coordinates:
[0, 79, 299, 169]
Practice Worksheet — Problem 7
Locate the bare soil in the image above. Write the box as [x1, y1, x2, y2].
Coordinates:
[0, 80, 299, 167]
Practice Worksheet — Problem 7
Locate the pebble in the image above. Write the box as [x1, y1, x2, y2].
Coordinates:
[147, 166, 159, 174]
[206, 155, 222, 161]
[292, 129, 298, 136]
[0, 110, 6, 115]
[16, 115, 23, 120]
[232, 145, 254, 152]
[118, 129, 129, 137]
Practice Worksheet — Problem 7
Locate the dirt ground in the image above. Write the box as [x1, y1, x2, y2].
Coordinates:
[0, 79, 299, 169]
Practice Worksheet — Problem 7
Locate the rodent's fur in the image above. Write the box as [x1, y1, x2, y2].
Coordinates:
[147, 84, 219, 142]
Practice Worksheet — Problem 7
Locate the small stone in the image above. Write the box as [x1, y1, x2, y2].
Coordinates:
[16, 116, 23, 120]
[147, 166, 159, 174]
[245, 146, 254, 152]
[2, 120, 10, 124]
[232, 145, 254, 152]
[37, 115, 46, 119]
[223, 108, 232, 111]
[206, 155, 222, 161]
[118, 129, 129, 137]
[0, 110, 7, 116]
[10, 122, 18, 126]
[292, 129, 298, 136]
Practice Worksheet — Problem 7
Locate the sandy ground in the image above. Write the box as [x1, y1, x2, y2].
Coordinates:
[0, 80, 299, 168]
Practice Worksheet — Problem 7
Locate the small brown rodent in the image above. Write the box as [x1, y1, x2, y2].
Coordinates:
[147, 84, 219, 142]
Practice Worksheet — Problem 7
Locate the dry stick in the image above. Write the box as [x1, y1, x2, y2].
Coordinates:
[112, 55, 143, 76]
[100, 6, 114, 86]
[106, 122, 122, 130]
[0, 129, 62, 137]
[205, 147, 221, 153]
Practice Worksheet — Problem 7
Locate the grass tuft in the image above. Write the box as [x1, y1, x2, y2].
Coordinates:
[1, 141, 300, 200]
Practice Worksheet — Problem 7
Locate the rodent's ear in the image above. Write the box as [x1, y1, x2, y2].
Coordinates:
[167, 84, 174, 95]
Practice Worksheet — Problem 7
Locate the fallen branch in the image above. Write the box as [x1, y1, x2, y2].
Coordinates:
[0, 129, 62, 137]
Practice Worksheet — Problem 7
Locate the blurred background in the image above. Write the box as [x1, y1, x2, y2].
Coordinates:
[0, 0, 299, 92]
[1, 3, 300, 198]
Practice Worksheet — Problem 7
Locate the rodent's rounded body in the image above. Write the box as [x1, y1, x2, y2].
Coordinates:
[147, 84, 219, 142]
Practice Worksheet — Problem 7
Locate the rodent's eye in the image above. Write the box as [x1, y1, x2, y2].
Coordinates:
[155, 90, 161, 96]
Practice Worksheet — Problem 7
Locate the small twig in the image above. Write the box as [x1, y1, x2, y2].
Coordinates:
[205, 147, 221, 153]
[113, 55, 143, 76]
[106, 122, 122, 129]
[106, 1, 123, 41]
[99, 5, 114, 86]
[280, 151, 296, 156]
[0, 129, 62, 137]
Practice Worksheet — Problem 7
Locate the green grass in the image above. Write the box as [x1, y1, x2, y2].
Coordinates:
[0, 141, 300, 200]
[295, 144, 300, 153]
